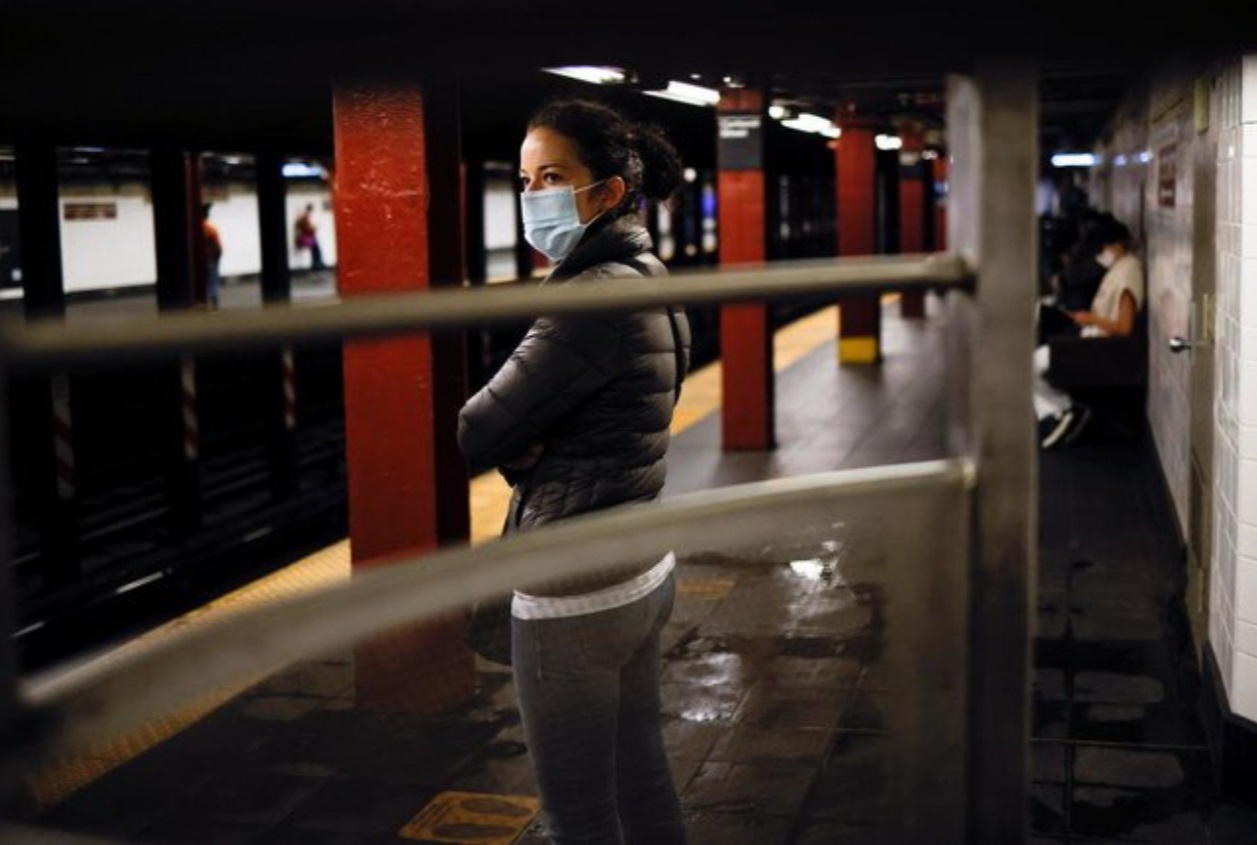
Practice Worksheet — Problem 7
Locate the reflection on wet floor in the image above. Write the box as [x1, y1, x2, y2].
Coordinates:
[1031, 438, 1257, 844]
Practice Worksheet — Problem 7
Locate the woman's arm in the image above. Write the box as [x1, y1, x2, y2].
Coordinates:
[1070, 290, 1138, 336]
[457, 314, 622, 473]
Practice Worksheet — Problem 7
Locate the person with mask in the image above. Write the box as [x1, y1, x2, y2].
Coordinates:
[457, 98, 690, 845]
[1035, 216, 1144, 449]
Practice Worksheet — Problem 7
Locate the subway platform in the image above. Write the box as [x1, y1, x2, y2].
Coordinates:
[8, 297, 1257, 844]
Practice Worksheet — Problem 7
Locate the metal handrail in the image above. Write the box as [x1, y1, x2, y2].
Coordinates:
[17, 458, 973, 771]
[0, 252, 974, 368]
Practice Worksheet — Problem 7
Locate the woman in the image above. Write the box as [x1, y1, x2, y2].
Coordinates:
[1035, 216, 1144, 449]
[457, 98, 690, 844]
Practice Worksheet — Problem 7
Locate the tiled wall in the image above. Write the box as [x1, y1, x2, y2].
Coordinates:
[1097, 58, 1257, 721]
[1094, 80, 1194, 552]
[1213, 57, 1257, 720]
[1146, 93, 1196, 540]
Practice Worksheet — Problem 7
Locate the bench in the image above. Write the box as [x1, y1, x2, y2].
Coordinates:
[1045, 311, 1148, 440]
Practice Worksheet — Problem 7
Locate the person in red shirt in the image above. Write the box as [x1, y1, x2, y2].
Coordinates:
[202, 202, 223, 308]
[293, 203, 325, 270]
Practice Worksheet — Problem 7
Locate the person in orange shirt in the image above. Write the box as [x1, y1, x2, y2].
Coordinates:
[202, 202, 223, 308]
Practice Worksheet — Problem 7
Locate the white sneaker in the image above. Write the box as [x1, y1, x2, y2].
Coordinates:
[1039, 409, 1075, 449]
[1062, 404, 1092, 445]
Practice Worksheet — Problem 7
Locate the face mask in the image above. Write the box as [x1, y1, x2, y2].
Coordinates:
[519, 181, 606, 262]
[1096, 247, 1118, 269]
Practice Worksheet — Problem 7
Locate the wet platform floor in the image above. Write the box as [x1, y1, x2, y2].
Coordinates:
[13, 296, 1257, 843]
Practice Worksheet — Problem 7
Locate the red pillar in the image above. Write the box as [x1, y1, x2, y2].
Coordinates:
[898, 125, 927, 319]
[333, 80, 474, 714]
[718, 88, 774, 450]
[834, 117, 882, 363]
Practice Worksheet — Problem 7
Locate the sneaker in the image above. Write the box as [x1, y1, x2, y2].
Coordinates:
[1061, 404, 1092, 446]
[1039, 409, 1074, 449]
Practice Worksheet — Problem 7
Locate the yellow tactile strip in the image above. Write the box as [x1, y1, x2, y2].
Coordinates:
[401, 791, 541, 844]
[26, 304, 848, 812]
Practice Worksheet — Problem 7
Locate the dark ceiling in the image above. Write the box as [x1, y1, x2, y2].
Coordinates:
[1, 0, 1252, 164]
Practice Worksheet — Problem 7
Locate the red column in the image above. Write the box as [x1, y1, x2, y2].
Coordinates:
[718, 88, 774, 450]
[333, 80, 473, 714]
[834, 117, 882, 363]
[898, 125, 927, 319]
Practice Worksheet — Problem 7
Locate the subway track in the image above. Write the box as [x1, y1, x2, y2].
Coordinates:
[2, 272, 830, 673]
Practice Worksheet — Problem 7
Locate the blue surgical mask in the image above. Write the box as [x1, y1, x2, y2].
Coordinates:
[520, 181, 605, 262]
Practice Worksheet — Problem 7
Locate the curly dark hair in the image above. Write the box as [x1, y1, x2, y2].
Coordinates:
[526, 98, 684, 221]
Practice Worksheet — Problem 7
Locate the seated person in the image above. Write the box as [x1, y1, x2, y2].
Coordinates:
[1035, 217, 1144, 449]
[1037, 210, 1112, 343]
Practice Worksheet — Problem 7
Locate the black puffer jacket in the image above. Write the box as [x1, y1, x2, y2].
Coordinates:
[457, 217, 691, 540]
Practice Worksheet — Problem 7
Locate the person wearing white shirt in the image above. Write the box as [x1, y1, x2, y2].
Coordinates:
[1035, 218, 1145, 449]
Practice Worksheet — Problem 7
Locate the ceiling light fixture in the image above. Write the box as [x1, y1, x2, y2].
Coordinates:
[542, 66, 626, 85]
[780, 112, 842, 139]
[643, 81, 721, 107]
[875, 135, 903, 151]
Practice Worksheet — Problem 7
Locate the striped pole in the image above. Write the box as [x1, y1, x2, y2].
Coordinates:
[51, 372, 75, 503]
[281, 345, 297, 431]
[180, 356, 198, 461]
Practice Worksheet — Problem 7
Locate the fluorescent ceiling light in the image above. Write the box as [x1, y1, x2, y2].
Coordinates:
[543, 66, 626, 85]
[782, 113, 830, 132]
[780, 112, 842, 139]
[1137, 151, 1153, 163]
[1050, 152, 1097, 167]
[875, 134, 903, 151]
[643, 81, 720, 107]
[283, 162, 327, 179]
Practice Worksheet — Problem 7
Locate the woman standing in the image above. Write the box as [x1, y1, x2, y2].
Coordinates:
[457, 98, 690, 845]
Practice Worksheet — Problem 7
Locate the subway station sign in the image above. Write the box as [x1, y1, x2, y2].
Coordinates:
[718, 113, 763, 171]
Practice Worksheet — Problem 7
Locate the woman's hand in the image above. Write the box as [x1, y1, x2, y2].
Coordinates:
[502, 441, 545, 471]
[1069, 310, 1095, 326]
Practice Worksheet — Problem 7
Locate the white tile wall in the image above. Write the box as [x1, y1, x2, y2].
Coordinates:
[1132, 97, 1194, 536]
[1234, 652, 1257, 720]
[1238, 425, 1257, 457]
[1242, 56, 1257, 123]
[1239, 619, 1257, 655]
[1239, 522, 1257, 557]
[1211, 58, 1257, 716]
[1240, 557, 1257, 621]
[1211, 63, 1239, 703]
